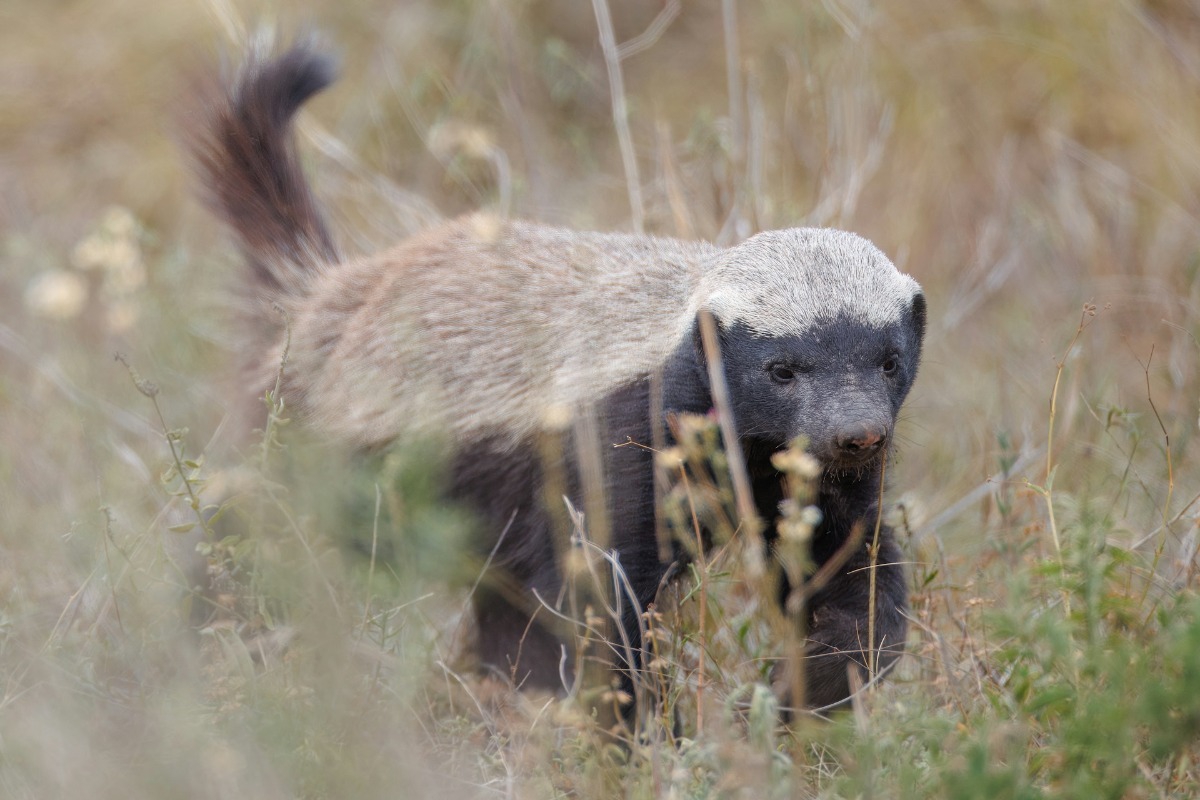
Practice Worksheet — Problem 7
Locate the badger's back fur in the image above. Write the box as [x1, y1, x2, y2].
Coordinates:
[284, 217, 720, 447]
[190, 40, 926, 711]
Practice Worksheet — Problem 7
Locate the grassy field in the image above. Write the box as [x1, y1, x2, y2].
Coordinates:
[4, 0, 1200, 797]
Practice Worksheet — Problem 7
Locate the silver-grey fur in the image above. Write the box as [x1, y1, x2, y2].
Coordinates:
[697, 228, 922, 338]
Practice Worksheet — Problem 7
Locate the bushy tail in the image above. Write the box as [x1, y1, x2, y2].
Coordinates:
[188, 38, 339, 295]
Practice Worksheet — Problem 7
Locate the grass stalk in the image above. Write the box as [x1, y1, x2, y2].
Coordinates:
[696, 310, 765, 555]
[1037, 303, 1097, 610]
[679, 465, 708, 735]
[592, 0, 644, 233]
[867, 451, 887, 679]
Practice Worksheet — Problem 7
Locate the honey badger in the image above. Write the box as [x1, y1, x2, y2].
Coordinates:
[189, 40, 926, 710]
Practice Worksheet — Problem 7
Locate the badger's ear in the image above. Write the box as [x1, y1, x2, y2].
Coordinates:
[910, 290, 927, 347]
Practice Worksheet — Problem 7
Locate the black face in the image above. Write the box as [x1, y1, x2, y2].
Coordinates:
[711, 295, 925, 469]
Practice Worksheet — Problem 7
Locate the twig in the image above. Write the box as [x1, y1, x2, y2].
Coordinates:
[656, 120, 696, 238]
[573, 405, 611, 550]
[592, 0, 645, 232]
[746, 67, 766, 231]
[867, 452, 888, 678]
[357, 483, 383, 640]
[616, 0, 682, 61]
[259, 303, 292, 476]
[679, 466, 707, 735]
[1133, 344, 1176, 617]
[1033, 303, 1098, 620]
[718, 0, 745, 244]
[1041, 303, 1098, 557]
[99, 508, 125, 634]
[1135, 345, 1174, 532]
[649, 369, 674, 564]
[115, 354, 211, 540]
[696, 311, 764, 553]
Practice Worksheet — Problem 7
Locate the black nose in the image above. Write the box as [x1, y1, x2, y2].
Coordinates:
[835, 425, 887, 457]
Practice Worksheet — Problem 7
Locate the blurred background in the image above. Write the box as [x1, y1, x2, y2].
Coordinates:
[3, 0, 1199, 796]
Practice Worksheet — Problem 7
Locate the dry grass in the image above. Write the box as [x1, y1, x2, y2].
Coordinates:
[3, 0, 1200, 797]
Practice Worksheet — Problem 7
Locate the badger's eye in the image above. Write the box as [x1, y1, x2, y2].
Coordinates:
[881, 357, 899, 376]
[769, 365, 796, 384]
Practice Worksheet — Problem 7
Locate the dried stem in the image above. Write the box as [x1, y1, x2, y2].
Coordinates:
[357, 483, 382, 640]
[1136, 345, 1174, 532]
[115, 353, 210, 540]
[1037, 302, 1099, 617]
[679, 466, 707, 735]
[696, 311, 764, 551]
[259, 303, 292, 476]
[1042, 303, 1098, 559]
[867, 451, 888, 679]
[1133, 344, 1176, 617]
[592, 0, 644, 233]
[616, 0, 681, 61]
[719, 0, 746, 243]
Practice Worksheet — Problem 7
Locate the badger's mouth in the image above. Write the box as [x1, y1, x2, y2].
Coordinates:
[824, 443, 889, 469]
[820, 453, 886, 483]
[778, 438, 891, 480]
[743, 434, 891, 487]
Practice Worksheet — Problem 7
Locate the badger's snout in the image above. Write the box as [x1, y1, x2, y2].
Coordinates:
[802, 413, 891, 468]
[834, 422, 888, 459]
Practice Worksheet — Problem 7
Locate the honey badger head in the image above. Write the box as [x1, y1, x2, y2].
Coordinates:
[696, 228, 926, 468]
